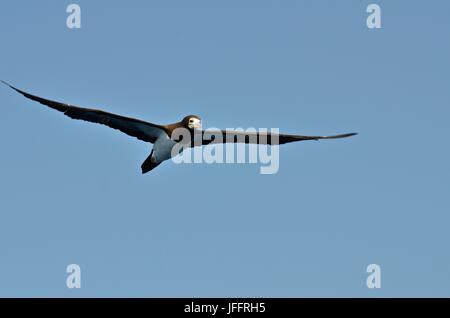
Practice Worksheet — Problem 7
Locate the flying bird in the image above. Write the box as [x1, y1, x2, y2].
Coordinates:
[2, 81, 357, 174]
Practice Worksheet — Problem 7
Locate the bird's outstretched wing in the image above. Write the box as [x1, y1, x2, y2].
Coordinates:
[197, 129, 357, 146]
[2, 81, 166, 143]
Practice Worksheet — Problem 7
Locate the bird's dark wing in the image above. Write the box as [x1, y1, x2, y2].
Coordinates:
[2, 81, 166, 143]
[197, 129, 357, 146]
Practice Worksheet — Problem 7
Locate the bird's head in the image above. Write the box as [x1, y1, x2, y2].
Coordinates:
[182, 115, 202, 130]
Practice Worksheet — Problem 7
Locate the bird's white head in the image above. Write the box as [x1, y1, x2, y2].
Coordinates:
[183, 115, 202, 130]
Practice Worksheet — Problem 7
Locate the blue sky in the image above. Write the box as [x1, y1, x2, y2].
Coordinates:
[0, 0, 449, 297]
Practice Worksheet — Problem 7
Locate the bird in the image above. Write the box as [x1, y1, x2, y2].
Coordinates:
[1, 81, 357, 174]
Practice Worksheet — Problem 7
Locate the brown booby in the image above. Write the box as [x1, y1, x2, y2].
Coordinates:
[2, 81, 357, 174]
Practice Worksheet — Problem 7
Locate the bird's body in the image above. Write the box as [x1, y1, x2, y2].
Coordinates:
[2, 81, 357, 174]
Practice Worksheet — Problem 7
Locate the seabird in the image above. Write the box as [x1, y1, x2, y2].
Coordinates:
[2, 81, 357, 174]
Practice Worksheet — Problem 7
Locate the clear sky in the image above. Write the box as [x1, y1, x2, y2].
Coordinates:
[0, 0, 449, 297]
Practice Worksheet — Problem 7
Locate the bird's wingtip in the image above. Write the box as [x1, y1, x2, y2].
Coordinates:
[1, 80, 16, 90]
[325, 132, 358, 139]
[1, 81, 26, 95]
[341, 132, 358, 139]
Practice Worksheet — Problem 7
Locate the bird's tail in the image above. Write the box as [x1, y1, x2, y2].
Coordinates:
[141, 151, 161, 174]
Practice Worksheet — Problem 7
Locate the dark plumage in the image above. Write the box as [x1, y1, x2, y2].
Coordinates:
[2, 81, 357, 173]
